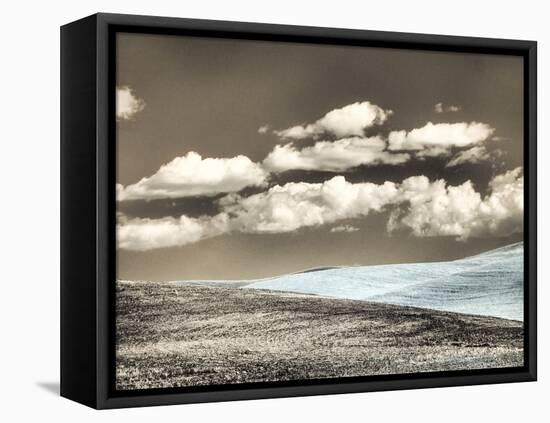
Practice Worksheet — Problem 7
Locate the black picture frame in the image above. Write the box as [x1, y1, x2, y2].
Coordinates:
[60, 12, 537, 409]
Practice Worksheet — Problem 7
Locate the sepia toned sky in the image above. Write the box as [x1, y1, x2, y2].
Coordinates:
[116, 32, 524, 281]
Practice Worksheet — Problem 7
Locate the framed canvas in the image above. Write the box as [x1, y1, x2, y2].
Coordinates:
[60, 13, 537, 409]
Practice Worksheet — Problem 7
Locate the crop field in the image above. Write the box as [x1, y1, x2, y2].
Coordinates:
[116, 280, 523, 390]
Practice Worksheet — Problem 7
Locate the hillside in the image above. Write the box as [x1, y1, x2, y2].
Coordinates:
[116, 281, 523, 390]
[244, 242, 523, 321]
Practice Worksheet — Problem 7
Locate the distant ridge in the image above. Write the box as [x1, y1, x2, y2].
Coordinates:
[469, 241, 523, 258]
[295, 266, 343, 274]
[243, 242, 524, 321]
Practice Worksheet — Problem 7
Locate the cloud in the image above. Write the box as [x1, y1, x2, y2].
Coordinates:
[388, 122, 494, 157]
[117, 169, 523, 250]
[263, 136, 410, 172]
[117, 213, 230, 251]
[274, 101, 391, 140]
[219, 176, 400, 234]
[388, 167, 523, 240]
[331, 225, 360, 233]
[434, 103, 461, 113]
[117, 152, 268, 201]
[223, 168, 523, 239]
[116, 86, 145, 120]
[118, 176, 399, 250]
[258, 125, 270, 134]
[445, 145, 491, 167]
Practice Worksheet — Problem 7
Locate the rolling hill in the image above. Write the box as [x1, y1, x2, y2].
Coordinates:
[243, 242, 524, 321]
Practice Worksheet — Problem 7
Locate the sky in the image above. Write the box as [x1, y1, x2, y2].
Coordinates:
[116, 32, 524, 281]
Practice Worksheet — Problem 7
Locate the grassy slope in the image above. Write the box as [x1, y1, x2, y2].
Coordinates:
[116, 281, 523, 390]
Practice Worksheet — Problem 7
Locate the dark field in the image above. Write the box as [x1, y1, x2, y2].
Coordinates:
[116, 280, 524, 390]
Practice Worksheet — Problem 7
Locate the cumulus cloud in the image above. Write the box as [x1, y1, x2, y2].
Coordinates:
[274, 101, 391, 140]
[116, 86, 145, 120]
[331, 225, 360, 233]
[434, 103, 461, 113]
[446, 145, 491, 167]
[118, 175, 398, 250]
[219, 176, 400, 234]
[388, 167, 523, 240]
[117, 213, 230, 251]
[258, 125, 270, 134]
[117, 169, 523, 250]
[388, 122, 494, 156]
[117, 152, 268, 201]
[263, 136, 410, 172]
